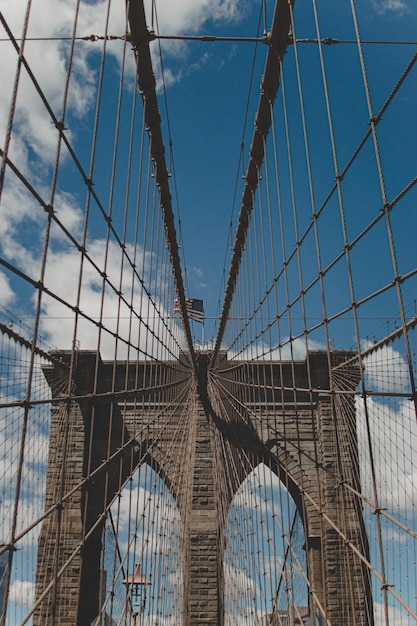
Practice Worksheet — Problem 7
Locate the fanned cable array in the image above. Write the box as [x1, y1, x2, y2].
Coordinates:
[211, 0, 417, 623]
[0, 0, 416, 625]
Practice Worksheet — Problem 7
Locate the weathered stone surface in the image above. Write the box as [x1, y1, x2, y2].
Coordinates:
[35, 351, 372, 626]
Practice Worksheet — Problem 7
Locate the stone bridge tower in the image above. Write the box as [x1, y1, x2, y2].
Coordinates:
[34, 350, 372, 625]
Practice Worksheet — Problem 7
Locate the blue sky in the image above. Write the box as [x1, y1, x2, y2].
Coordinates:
[143, 0, 417, 345]
[1, 0, 416, 350]
[1, 1, 417, 623]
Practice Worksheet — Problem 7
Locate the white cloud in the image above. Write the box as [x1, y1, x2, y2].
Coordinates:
[357, 394, 417, 512]
[0, 0, 249, 168]
[224, 561, 256, 600]
[0, 181, 84, 272]
[0, 177, 185, 358]
[1, 495, 45, 547]
[37, 238, 184, 358]
[371, 0, 410, 15]
[141, 0, 252, 91]
[0, 406, 49, 545]
[0, 0, 127, 165]
[187, 265, 206, 291]
[0, 271, 14, 306]
[8, 579, 36, 608]
[143, 0, 248, 36]
[373, 601, 414, 625]
[115, 483, 153, 534]
[1, 0, 200, 359]
[229, 336, 325, 361]
[356, 343, 417, 512]
[362, 341, 412, 394]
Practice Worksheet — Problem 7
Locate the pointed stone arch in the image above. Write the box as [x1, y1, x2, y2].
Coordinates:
[210, 351, 373, 625]
[97, 462, 184, 624]
[35, 351, 373, 625]
[34, 353, 191, 626]
[223, 462, 309, 624]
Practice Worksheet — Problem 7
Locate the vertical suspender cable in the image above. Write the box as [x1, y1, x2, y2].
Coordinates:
[212, 0, 295, 365]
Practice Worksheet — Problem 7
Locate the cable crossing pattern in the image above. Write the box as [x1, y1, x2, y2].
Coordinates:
[0, 0, 416, 625]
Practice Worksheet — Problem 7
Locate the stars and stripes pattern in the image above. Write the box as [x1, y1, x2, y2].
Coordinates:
[173, 297, 204, 323]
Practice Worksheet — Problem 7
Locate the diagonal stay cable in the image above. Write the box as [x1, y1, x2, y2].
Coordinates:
[211, 0, 295, 365]
[127, 0, 197, 374]
[0, 13, 180, 358]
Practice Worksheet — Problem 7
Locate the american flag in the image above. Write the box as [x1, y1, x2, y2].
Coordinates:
[173, 297, 204, 324]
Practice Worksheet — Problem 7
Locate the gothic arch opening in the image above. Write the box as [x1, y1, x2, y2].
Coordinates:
[224, 463, 309, 626]
[96, 463, 184, 625]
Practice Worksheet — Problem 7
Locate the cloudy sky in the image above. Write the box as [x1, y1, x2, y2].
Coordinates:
[1, 0, 416, 350]
[1, 0, 416, 624]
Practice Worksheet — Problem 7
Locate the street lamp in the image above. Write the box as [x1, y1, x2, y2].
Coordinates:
[122, 563, 150, 623]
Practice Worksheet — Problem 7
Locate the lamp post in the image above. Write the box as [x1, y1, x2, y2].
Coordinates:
[122, 563, 150, 624]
